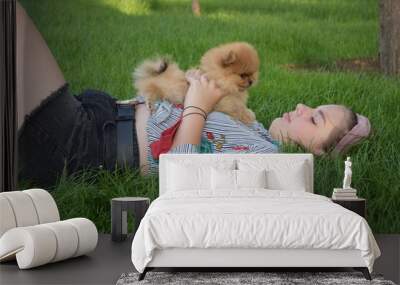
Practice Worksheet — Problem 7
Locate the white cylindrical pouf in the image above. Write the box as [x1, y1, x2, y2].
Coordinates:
[0, 196, 17, 237]
[0, 226, 57, 269]
[65, 218, 98, 257]
[0, 189, 98, 269]
[23, 189, 60, 223]
[42, 221, 79, 262]
[1, 192, 39, 227]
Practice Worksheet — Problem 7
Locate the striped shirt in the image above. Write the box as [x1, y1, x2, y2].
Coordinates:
[135, 96, 279, 174]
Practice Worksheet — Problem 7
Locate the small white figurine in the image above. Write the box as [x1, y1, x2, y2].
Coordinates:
[342, 157, 352, 189]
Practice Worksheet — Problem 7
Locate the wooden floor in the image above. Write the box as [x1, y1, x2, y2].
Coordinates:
[374, 234, 400, 284]
[0, 234, 399, 285]
[0, 234, 134, 285]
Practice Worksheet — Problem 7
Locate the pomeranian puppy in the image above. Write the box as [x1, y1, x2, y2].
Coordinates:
[133, 42, 260, 124]
[199, 42, 259, 124]
[132, 57, 188, 111]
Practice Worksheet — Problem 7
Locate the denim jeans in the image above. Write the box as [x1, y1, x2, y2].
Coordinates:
[18, 84, 139, 188]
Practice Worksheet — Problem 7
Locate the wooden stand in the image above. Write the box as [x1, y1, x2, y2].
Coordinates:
[331, 198, 366, 218]
[111, 197, 150, 242]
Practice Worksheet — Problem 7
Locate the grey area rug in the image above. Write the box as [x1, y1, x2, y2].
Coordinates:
[116, 272, 396, 285]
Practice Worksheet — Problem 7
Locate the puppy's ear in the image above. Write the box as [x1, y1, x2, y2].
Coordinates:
[158, 59, 169, 73]
[222, 50, 236, 66]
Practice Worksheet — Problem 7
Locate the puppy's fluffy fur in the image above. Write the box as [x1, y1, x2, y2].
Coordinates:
[133, 57, 188, 109]
[133, 42, 260, 124]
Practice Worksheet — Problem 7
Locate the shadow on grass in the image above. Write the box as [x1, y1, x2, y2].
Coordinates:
[147, 0, 377, 22]
[282, 57, 380, 74]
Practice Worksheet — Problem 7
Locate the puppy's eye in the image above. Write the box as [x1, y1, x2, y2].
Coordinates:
[240, 74, 247, 79]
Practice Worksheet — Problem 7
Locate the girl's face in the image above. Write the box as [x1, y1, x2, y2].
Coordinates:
[269, 104, 350, 155]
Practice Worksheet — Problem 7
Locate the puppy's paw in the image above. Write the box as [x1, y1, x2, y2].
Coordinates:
[145, 100, 155, 113]
[185, 68, 203, 81]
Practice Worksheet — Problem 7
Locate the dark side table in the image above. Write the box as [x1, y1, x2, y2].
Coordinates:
[332, 198, 366, 218]
[111, 197, 150, 242]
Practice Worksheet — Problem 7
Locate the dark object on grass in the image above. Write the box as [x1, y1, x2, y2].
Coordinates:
[283, 58, 380, 73]
[192, 0, 201, 16]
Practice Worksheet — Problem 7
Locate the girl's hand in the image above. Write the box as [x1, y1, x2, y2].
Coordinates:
[184, 69, 225, 114]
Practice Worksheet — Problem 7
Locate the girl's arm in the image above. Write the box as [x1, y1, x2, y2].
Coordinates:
[170, 72, 225, 149]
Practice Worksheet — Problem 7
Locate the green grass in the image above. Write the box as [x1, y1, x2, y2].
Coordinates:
[51, 167, 159, 233]
[20, 0, 400, 233]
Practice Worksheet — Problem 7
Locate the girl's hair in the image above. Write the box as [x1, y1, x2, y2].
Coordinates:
[322, 106, 358, 154]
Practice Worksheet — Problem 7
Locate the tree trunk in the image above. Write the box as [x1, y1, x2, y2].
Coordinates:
[379, 0, 400, 75]
[192, 0, 201, 16]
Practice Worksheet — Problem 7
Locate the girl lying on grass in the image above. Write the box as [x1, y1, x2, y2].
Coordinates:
[16, 2, 370, 187]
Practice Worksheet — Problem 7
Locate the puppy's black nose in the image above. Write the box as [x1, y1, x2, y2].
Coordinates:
[248, 79, 253, 86]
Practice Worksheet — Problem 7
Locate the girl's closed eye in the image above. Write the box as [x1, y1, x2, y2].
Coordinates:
[311, 117, 316, 125]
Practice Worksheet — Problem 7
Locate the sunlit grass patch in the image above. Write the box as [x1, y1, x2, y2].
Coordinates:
[100, 0, 151, 15]
[207, 11, 236, 22]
